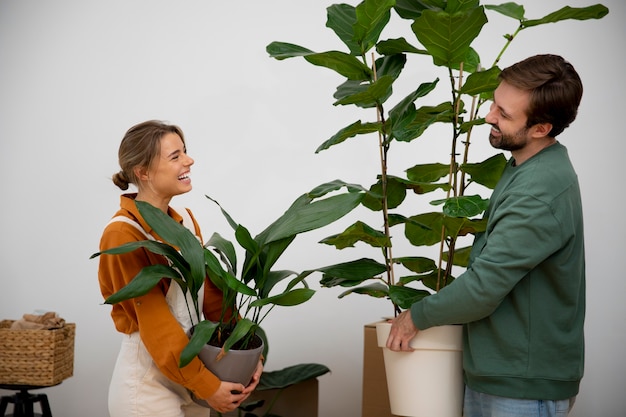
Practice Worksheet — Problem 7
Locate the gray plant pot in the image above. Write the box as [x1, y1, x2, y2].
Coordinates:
[190, 331, 264, 408]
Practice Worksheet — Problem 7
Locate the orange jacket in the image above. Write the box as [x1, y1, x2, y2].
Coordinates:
[98, 194, 226, 399]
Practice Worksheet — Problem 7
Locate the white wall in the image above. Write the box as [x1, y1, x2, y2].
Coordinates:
[0, 1, 623, 416]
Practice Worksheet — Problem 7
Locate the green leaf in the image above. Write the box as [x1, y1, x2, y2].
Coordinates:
[460, 153, 507, 189]
[485, 2, 525, 20]
[361, 176, 407, 211]
[353, 0, 395, 54]
[412, 6, 487, 67]
[105, 264, 182, 304]
[205, 232, 237, 274]
[460, 66, 501, 96]
[334, 75, 394, 107]
[258, 363, 331, 391]
[317, 258, 387, 287]
[316, 120, 381, 153]
[443, 245, 472, 267]
[394, 0, 445, 20]
[388, 80, 439, 132]
[406, 162, 450, 183]
[223, 318, 258, 353]
[320, 221, 391, 249]
[338, 282, 389, 298]
[260, 192, 364, 244]
[250, 288, 315, 308]
[389, 285, 431, 309]
[180, 320, 219, 368]
[392, 101, 454, 142]
[307, 179, 369, 198]
[395, 256, 437, 274]
[304, 51, 372, 80]
[430, 195, 489, 218]
[326, 4, 360, 55]
[266, 41, 315, 60]
[376, 37, 428, 55]
[521, 5, 609, 29]
[137, 201, 205, 296]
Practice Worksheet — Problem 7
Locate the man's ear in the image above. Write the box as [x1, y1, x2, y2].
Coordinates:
[531, 122, 553, 139]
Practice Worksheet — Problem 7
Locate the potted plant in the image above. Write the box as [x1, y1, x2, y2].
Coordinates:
[266, 1, 608, 416]
[91, 185, 363, 405]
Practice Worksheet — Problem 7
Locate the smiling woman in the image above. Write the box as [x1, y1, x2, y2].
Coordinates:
[97, 120, 263, 416]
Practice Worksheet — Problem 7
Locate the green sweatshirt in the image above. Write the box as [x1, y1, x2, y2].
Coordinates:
[411, 142, 585, 400]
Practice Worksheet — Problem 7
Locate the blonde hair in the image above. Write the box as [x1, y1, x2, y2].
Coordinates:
[112, 120, 185, 190]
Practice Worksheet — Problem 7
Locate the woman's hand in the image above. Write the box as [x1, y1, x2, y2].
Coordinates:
[204, 381, 247, 413]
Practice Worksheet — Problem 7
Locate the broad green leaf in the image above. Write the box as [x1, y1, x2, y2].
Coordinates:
[443, 245, 472, 267]
[460, 66, 501, 96]
[316, 120, 381, 153]
[205, 232, 237, 274]
[105, 264, 182, 304]
[375, 54, 407, 81]
[137, 201, 205, 295]
[261, 269, 298, 298]
[376, 37, 428, 55]
[326, 4, 360, 55]
[485, 3, 525, 20]
[388, 80, 439, 132]
[460, 153, 507, 189]
[304, 51, 372, 80]
[223, 318, 258, 354]
[261, 192, 364, 244]
[395, 256, 437, 273]
[412, 7, 487, 67]
[522, 5, 609, 28]
[406, 162, 451, 183]
[334, 75, 394, 107]
[389, 285, 431, 309]
[393, 101, 454, 142]
[307, 179, 368, 198]
[266, 41, 314, 60]
[180, 320, 219, 367]
[361, 176, 407, 211]
[430, 195, 489, 218]
[405, 212, 446, 246]
[394, 0, 446, 20]
[353, 0, 395, 54]
[318, 258, 388, 287]
[250, 288, 315, 308]
[258, 363, 331, 391]
[320, 220, 391, 249]
[338, 282, 389, 298]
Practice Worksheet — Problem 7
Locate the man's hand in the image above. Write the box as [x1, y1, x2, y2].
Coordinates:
[386, 310, 418, 352]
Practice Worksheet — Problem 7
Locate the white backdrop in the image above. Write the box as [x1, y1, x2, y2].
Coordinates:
[1, 1, 624, 416]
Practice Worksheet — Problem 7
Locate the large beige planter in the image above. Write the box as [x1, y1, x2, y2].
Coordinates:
[376, 322, 463, 417]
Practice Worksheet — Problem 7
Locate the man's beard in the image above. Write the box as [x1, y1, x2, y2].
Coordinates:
[489, 124, 529, 152]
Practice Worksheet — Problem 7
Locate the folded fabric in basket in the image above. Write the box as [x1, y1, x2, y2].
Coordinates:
[10, 311, 66, 330]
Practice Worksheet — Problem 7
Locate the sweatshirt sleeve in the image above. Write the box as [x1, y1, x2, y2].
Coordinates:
[411, 191, 565, 330]
[98, 221, 222, 400]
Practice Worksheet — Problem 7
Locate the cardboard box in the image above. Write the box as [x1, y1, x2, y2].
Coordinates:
[211, 377, 318, 417]
[362, 321, 398, 417]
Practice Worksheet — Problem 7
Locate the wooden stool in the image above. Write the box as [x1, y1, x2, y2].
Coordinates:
[0, 384, 54, 417]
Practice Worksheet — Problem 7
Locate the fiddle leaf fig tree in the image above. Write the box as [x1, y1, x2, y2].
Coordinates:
[267, 0, 608, 315]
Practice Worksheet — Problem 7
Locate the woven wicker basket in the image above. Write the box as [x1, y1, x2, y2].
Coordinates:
[0, 320, 75, 386]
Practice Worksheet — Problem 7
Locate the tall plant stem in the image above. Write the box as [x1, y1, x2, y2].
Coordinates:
[371, 53, 397, 316]
[436, 63, 467, 290]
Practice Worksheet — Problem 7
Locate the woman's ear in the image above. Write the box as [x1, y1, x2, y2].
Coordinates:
[134, 166, 149, 181]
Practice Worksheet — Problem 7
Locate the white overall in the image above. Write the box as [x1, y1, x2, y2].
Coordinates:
[107, 210, 210, 417]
